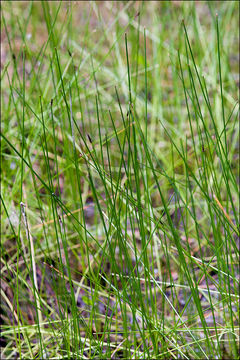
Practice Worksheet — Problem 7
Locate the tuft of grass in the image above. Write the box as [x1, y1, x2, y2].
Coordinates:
[1, 2, 239, 359]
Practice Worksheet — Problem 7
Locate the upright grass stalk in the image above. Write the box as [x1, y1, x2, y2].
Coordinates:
[1, 2, 239, 359]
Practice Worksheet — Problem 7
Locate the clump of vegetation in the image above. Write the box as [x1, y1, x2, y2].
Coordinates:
[1, 2, 239, 359]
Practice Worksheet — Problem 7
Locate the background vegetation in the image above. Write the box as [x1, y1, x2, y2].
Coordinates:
[1, 1, 239, 359]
